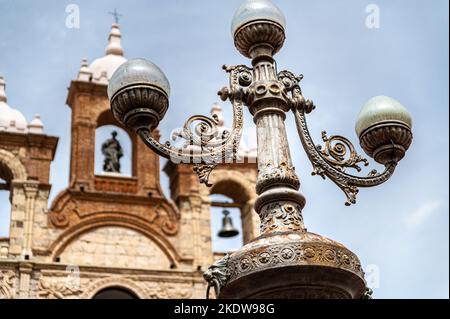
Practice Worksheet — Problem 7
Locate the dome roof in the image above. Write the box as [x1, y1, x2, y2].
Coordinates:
[0, 76, 29, 134]
[87, 23, 127, 84]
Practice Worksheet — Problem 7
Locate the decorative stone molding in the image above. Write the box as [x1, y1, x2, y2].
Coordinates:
[48, 190, 179, 236]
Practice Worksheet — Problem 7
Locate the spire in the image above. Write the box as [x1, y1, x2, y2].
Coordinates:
[105, 23, 124, 56]
[0, 76, 7, 103]
[77, 58, 93, 81]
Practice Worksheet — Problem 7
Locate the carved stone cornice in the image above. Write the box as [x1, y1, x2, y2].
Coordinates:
[66, 80, 108, 107]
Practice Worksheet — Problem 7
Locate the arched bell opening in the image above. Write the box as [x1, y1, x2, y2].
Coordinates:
[0, 162, 13, 238]
[92, 286, 139, 299]
[209, 194, 244, 254]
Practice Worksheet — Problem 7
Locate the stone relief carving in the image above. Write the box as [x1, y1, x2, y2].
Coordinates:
[49, 193, 179, 236]
[0, 270, 16, 299]
[147, 283, 192, 299]
[37, 277, 83, 299]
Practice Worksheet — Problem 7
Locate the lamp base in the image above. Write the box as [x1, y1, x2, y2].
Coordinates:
[218, 231, 366, 299]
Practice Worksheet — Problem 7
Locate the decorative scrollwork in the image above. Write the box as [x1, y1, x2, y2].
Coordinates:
[293, 106, 396, 206]
[172, 115, 221, 148]
[279, 70, 398, 205]
[317, 131, 369, 173]
[193, 163, 217, 187]
[278, 70, 315, 113]
[137, 65, 253, 187]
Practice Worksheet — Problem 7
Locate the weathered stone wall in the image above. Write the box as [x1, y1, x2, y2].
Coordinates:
[59, 226, 171, 270]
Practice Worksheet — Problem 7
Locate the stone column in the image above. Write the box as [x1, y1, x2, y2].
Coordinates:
[23, 183, 39, 257]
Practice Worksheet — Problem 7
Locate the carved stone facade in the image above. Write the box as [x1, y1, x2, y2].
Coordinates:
[0, 88, 259, 299]
[0, 25, 258, 299]
[0, 85, 258, 299]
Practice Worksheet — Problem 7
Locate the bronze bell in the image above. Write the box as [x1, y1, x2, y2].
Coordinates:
[217, 210, 239, 238]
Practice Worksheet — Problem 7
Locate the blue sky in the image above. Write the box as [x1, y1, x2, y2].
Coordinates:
[0, 0, 448, 298]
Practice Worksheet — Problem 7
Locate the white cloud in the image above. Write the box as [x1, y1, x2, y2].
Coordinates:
[406, 200, 442, 228]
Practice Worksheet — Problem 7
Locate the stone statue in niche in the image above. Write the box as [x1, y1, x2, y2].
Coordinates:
[102, 131, 123, 173]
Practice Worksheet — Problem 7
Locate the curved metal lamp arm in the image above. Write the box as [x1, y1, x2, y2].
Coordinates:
[293, 107, 396, 206]
[136, 65, 251, 187]
[279, 71, 397, 205]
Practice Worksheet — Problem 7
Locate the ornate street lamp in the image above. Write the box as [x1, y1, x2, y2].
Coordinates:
[108, 0, 413, 299]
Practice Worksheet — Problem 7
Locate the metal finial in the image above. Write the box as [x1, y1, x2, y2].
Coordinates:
[109, 8, 123, 24]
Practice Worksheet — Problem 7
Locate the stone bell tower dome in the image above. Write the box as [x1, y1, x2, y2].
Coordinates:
[88, 23, 127, 84]
[0, 77, 29, 133]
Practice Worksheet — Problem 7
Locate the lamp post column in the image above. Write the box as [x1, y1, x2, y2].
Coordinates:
[248, 45, 306, 235]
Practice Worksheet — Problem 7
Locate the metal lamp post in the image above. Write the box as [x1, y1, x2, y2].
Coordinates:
[108, 0, 413, 299]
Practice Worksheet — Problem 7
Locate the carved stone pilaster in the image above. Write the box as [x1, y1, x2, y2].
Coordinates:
[18, 263, 33, 299]
[23, 182, 39, 256]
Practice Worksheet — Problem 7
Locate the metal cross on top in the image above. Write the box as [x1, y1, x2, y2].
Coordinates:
[109, 8, 123, 24]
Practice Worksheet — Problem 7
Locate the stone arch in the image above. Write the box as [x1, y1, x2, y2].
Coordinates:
[49, 214, 184, 268]
[81, 277, 147, 299]
[0, 149, 27, 182]
[206, 169, 259, 244]
[0, 149, 28, 240]
[208, 171, 255, 204]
